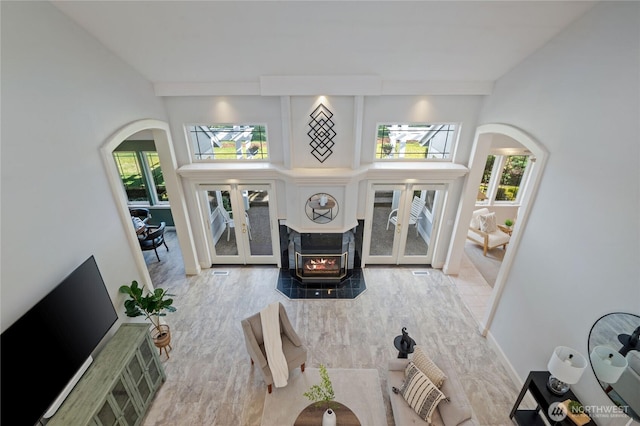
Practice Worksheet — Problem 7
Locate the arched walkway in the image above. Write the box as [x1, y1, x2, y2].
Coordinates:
[100, 119, 200, 290]
[444, 123, 548, 336]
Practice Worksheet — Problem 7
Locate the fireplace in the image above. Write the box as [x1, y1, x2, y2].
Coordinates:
[296, 253, 348, 280]
[276, 223, 366, 298]
[285, 230, 356, 283]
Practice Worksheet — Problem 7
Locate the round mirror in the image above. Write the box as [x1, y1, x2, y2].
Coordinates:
[305, 193, 338, 224]
[588, 312, 640, 422]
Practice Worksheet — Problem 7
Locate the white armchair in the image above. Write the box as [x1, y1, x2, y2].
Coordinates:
[467, 208, 510, 256]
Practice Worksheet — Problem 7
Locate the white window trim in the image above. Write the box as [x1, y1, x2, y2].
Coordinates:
[374, 122, 459, 162]
[185, 123, 270, 163]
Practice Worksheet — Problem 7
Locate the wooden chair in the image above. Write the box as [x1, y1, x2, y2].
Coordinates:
[386, 196, 425, 236]
[139, 222, 169, 261]
[467, 208, 510, 256]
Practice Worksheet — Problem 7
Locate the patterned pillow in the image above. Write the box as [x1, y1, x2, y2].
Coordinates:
[479, 212, 497, 233]
[412, 346, 447, 388]
[400, 363, 448, 423]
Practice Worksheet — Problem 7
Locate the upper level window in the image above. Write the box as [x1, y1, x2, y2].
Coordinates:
[375, 123, 457, 160]
[187, 124, 268, 161]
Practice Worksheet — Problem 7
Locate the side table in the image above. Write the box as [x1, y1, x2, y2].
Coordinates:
[497, 224, 513, 235]
[510, 371, 597, 425]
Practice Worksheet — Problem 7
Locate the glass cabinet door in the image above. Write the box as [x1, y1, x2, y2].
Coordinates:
[95, 398, 118, 426]
[111, 378, 140, 426]
[128, 350, 152, 407]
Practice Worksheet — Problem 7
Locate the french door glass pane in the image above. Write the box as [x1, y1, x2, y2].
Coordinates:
[370, 190, 394, 256]
[209, 190, 239, 256]
[245, 190, 273, 256]
[402, 191, 430, 256]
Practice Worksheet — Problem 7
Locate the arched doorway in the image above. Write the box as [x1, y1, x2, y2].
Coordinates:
[444, 124, 548, 336]
[100, 119, 200, 290]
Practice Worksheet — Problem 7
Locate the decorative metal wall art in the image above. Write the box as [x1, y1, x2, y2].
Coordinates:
[307, 103, 336, 163]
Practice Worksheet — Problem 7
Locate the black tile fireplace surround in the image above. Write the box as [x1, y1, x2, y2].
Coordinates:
[277, 223, 366, 299]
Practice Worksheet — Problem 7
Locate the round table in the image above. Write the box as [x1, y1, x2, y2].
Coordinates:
[294, 402, 361, 426]
[308, 199, 336, 221]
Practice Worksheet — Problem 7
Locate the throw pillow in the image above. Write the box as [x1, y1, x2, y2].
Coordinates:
[479, 212, 497, 233]
[400, 363, 448, 424]
[411, 346, 447, 388]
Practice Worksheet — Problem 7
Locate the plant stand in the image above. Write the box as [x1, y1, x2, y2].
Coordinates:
[152, 324, 172, 359]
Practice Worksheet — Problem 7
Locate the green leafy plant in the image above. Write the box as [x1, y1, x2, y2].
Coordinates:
[119, 280, 176, 333]
[381, 143, 393, 155]
[303, 364, 335, 408]
[504, 219, 514, 227]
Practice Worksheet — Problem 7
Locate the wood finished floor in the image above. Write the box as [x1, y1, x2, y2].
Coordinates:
[141, 230, 521, 426]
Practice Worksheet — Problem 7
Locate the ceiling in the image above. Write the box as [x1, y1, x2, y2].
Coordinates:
[51, 1, 596, 87]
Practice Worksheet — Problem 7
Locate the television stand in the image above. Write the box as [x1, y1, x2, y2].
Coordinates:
[47, 323, 165, 426]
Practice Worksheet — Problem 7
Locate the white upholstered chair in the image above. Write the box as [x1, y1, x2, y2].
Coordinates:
[467, 208, 510, 256]
[241, 302, 307, 393]
[386, 196, 425, 236]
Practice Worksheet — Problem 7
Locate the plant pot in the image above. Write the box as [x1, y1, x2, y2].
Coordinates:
[152, 324, 172, 357]
[322, 408, 336, 426]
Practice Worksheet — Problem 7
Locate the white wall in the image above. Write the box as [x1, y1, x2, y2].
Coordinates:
[1, 2, 168, 331]
[481, 3, 640, 423]
[163, 93, 482, 266]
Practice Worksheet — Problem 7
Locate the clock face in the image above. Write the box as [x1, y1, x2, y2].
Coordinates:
[305, 193, 339, 224]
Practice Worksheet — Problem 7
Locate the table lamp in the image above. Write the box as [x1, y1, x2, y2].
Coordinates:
[547, 346, 587, 395]
[590, 346, 628, 384]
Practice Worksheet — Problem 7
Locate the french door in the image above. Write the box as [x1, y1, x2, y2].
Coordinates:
[363, 183, 446, 265]
[199, 184, 279, 265]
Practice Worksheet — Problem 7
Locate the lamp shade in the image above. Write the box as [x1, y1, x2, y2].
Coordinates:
[547, 346, 587, 384]
[590, 346, 628, 384]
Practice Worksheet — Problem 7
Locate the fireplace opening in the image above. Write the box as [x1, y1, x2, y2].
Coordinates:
[296, 253, 347, 280]
[277, 224, 366, 298]
[284, 227, 361, 284]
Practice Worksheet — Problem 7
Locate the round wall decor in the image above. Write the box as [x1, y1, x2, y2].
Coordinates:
[305, 193, 338, 224]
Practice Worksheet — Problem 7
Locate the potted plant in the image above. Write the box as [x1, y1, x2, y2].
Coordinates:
[504, 218, 514, 228]
[304, 364, 336, 425]
[119, 280, 176, 356]
[381, 143, 393, 156]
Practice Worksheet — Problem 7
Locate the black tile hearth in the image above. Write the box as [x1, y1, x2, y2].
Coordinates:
[276, 268, 366, 300]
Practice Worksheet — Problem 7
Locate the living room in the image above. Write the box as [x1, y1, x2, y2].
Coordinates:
[2, 2, 638, 425]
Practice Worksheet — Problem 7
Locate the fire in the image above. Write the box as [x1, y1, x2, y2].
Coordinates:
[305, 258, 337, 270]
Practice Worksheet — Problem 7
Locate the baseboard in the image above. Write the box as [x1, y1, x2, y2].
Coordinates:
[484, 329, 538, 409]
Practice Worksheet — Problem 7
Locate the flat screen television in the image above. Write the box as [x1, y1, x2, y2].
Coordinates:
[0, 255, 118, 426]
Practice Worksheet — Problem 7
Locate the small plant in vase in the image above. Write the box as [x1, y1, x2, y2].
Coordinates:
[504, 218, 514, 229]
[119, 280, 176, 358]
[304, 364, 336, 426]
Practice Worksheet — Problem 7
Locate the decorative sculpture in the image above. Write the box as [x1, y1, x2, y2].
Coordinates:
[308, 103, 336, 163]
[393, 327, 416, 358]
